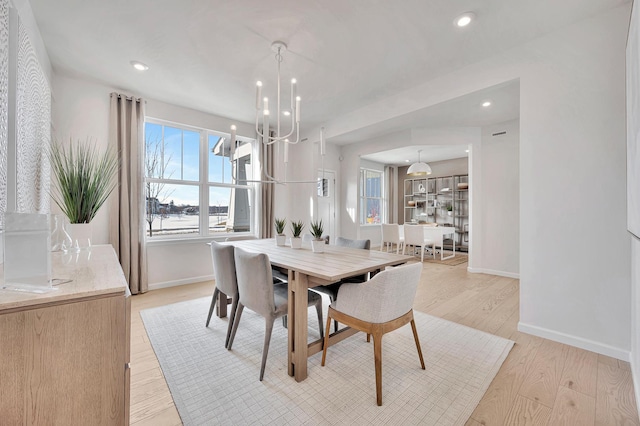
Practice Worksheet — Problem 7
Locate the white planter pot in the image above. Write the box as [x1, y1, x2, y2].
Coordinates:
[290, 237, 302, 249]
[311, 239, 325, 253]
[275, 235, 286, 246]
[68, 223, 92, 252]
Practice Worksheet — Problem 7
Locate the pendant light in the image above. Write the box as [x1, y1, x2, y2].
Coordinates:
[407, 149, 432, 176]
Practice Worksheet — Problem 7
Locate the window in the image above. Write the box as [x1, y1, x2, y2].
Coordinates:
[144, 120, 254, 239]
[360, 168, 383, 225]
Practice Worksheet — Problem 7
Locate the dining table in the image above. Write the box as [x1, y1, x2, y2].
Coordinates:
[220, 238, 412, 382]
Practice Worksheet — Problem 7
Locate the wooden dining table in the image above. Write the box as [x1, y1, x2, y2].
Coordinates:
[220, 238, 412, 382]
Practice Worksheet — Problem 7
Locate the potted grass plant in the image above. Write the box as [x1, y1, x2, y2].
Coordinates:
[290, 220, 304, 249]
[49, 139, 118, 251]
[274, 217, 287, 246]
[310, 219, 325, 253]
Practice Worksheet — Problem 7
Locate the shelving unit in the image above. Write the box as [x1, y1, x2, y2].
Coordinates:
[404, 174, 468, 252]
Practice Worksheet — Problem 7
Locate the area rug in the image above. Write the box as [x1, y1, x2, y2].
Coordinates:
[141, 297, 513, 426]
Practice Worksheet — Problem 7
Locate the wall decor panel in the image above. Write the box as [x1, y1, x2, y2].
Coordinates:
[0, 0, 8, 229]
[15, 13, 50, 214]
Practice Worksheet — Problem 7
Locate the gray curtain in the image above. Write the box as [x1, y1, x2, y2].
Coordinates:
[108, 92, 148, 294]
[260, 133, 274, 238]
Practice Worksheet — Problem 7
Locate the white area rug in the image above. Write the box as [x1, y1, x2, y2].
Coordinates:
[141, 297, 513, 425]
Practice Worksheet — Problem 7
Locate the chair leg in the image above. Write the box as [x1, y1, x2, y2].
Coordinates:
[315, 299, 324, 341]
[226, 303, 244, 350]
[205, 287, 219, 327]
[224, 296, 239, 349]
[410, 318, 426, 370]
[373, 332, 383, 406]
[321, 314, 333, 366]
[259, 318, 275, 381]
[420, 245, 425, 262]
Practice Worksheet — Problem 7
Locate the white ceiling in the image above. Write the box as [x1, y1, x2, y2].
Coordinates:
[362, 145, 470, 167]
[29, 0, 626, 134]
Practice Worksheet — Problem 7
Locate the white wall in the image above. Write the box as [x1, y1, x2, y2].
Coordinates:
[51, 74, 256, 288]
[475, 119, 519, 277]
[334, 128, 480, 245]
[314, 5, 631, 358]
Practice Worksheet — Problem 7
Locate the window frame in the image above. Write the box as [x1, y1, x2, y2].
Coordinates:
[359, 167, 384, 226]
[144, 117, 256, 242]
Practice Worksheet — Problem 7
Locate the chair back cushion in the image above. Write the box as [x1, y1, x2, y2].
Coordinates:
[335, 262, 422, 323]
[381, 224, 400, 242]
[335, 236, 370, 250]
[403, 224, 426, 246]
[234, 247, 276, 317]
[422, 227, 444, 245]
[210, 242, 238, 297]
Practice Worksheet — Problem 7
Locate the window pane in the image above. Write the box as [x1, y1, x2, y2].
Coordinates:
[366, 198, 381, 224]
[183, 130, 200, 181]
[145, 184, 199, 237]
[209, 186, 252, 233]
[208, 135, 235, 184]
[164, 126, 182, 179]
[365, 170, 381, 197]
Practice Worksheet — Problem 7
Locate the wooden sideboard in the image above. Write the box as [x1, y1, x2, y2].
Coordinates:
[0, 245, 131, 425]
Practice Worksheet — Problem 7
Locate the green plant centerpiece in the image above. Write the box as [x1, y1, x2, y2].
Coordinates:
[274, 217, 287, 246]
[290, 220, 304, 249]
[49, 138, 118, 250]
[309, 219, 325, 253]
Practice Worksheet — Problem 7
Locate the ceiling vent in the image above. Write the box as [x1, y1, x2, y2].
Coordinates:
[492, 131, 507, 136]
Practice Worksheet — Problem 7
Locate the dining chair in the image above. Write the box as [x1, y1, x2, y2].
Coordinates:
[380, 224, 404, 253]
[403, 224, 434, 262]
[225, 235, 288, 283]
[321, 262, 425, 406]
[206, 242, 238, 349]
[422, 227, 446, 260]
[228, 247, 324, 381]
[312, 237, 370, 333]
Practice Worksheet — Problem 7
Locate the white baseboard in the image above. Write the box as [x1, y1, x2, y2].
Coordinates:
[467, 267, 520, 279]
[631, 357, 640, 421]
[148, 275, 214, 291]
[518, 321, 630, 361]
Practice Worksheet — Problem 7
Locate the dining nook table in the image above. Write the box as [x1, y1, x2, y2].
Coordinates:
[220, 238, 412, 382]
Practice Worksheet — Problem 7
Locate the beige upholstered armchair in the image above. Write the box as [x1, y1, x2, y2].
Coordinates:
[321, 262, 425, 406]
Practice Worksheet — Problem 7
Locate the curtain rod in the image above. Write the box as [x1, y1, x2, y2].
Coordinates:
[110, 92, 145, 103]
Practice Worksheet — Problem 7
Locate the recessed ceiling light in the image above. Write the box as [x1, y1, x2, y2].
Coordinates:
[130, 60, 149, 71]
[465, 149, 469, 153]
[283, 110, 291, 116]
[455, 12, 476, 27]
[405, 159, 410, 162]
[482, 101, 492, 107]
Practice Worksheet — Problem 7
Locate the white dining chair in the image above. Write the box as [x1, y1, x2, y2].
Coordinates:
[403, 224, 434, 262]
[380, 224, 404, 254]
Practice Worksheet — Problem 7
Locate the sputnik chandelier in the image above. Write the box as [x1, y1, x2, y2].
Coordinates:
[229, 41, 325, 184]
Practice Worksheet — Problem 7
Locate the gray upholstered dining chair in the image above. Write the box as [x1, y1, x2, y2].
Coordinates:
[321, 262, 425, 406]
[312, 236, 371, 332]
[225, 235, 288, 283]
[206, 242, 239, 349]
[227, 247, 324, 381]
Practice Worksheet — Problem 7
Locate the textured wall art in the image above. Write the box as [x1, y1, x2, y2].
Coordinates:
[15, 13, 50, 214]
[0, 0, 8, 230]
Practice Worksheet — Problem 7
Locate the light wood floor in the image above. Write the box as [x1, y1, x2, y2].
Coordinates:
[129, 260, 640, 425]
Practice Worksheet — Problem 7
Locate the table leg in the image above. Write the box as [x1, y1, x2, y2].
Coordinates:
[215, 290, 228, 318]
[287, 270, 309, 382]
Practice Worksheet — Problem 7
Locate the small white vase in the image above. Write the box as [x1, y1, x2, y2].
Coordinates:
[275, 235, 286, 246]
[290, 237, 302, 249]
[311, 239, 325, 253]
[68, 223, 92, 252]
